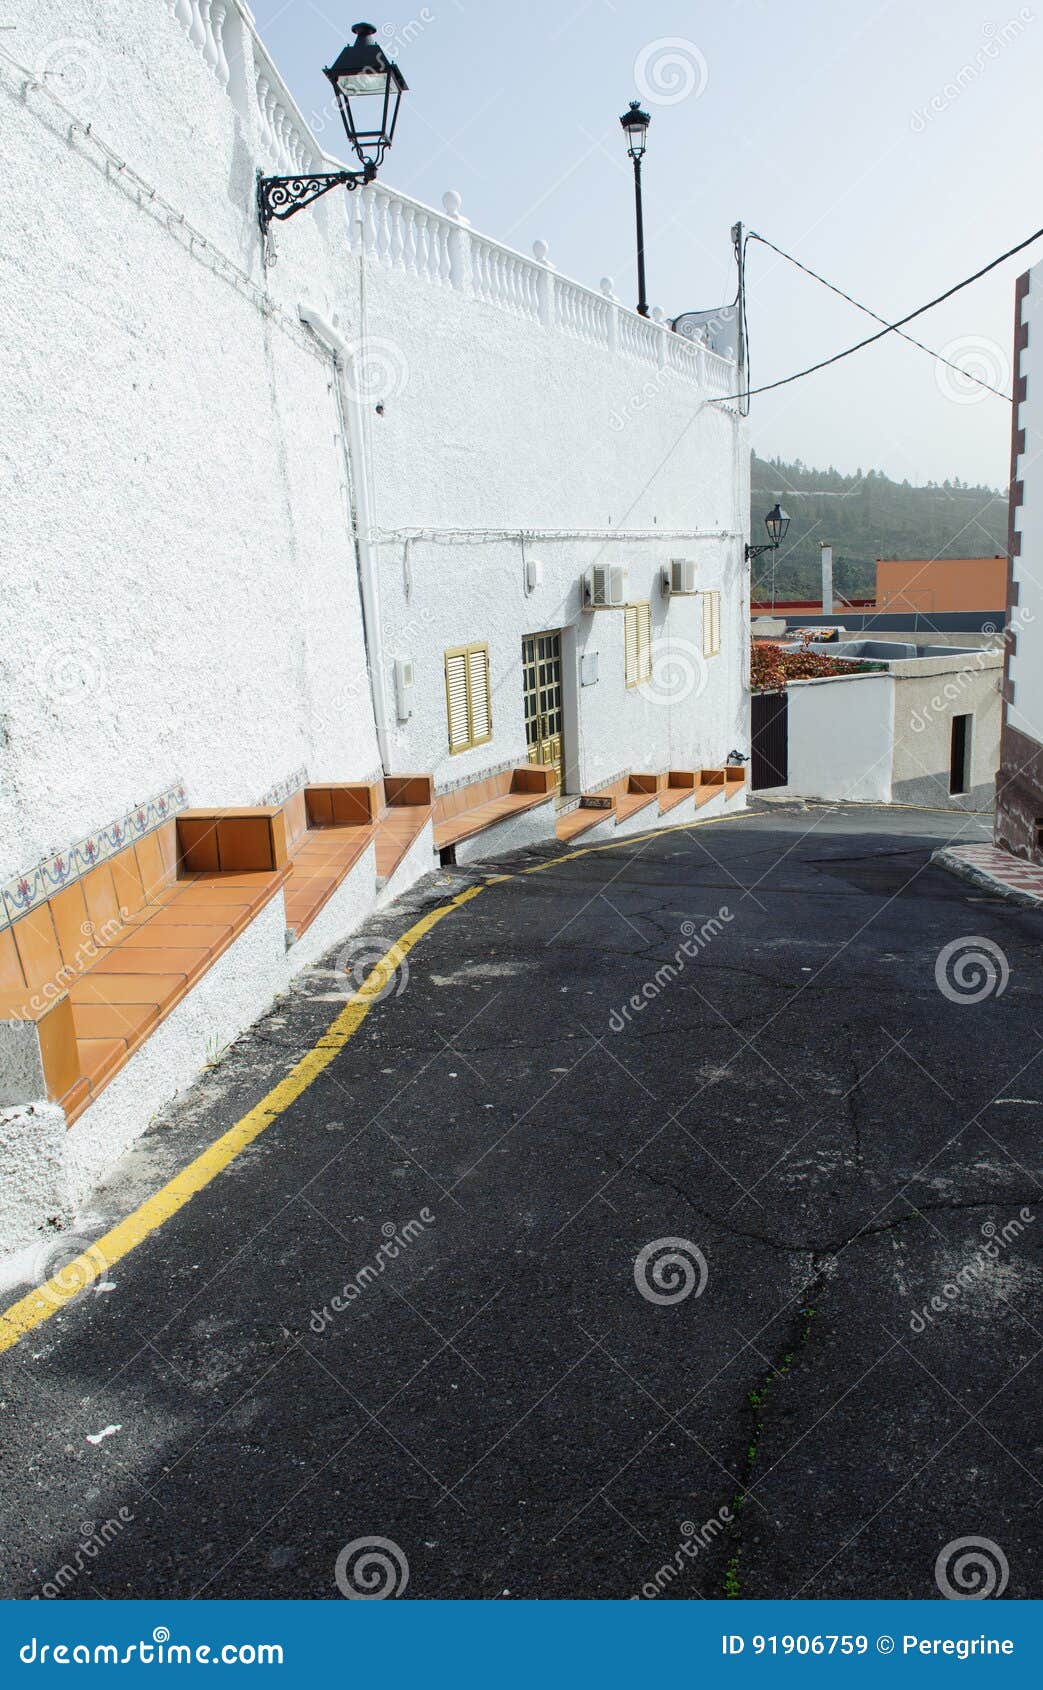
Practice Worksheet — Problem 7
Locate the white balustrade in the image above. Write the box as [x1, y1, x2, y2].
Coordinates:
[169, 0, 235, 95]
[167, 4, 738, 397]
[470, 232, 541, 321]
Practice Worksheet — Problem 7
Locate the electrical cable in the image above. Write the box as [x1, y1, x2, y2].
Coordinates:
[741, 229, 751, 417]
[713, 223, 1043, 405]
[749, 230, 1012, 400]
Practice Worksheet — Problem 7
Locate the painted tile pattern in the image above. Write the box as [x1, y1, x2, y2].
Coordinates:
[0, 781, 188, 930]
[943, 842, 1043, 903]
[258, 766, 308, 809]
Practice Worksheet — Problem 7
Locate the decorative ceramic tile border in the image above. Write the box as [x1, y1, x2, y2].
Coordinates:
[1, 780, 188, 929]
[258, 765, 308, 809]
[436, 755, 525, 797]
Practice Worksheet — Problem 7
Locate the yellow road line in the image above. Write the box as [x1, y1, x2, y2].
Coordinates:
[0, 803, 749, 1355]
[0, 885, 484, 1354]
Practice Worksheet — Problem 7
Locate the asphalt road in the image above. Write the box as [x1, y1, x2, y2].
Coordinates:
[1, 802, 1041, 1602]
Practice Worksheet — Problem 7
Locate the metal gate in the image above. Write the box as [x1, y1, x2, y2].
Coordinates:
[751, 690, 788, 790]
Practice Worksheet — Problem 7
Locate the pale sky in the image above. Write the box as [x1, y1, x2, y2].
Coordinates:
[249, 0, 1039, 490]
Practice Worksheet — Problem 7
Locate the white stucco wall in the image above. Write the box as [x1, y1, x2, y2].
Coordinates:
[1, 2, 381, 879]
[3, 0, 747, 869]
[341, 231, 748, 794]
[0, 2, 747, 1243]
[890, 652, 1003, 810]
[777, 674, 895, 804]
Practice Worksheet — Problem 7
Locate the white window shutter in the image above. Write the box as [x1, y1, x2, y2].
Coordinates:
[625, 605, 638, 686]
[467, 647, 491, 742]
[446, 651, 470, 751]
[637, 602, 651, 683]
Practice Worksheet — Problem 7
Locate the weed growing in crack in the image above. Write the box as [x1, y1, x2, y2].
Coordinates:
[722, 1304, 818, 1597]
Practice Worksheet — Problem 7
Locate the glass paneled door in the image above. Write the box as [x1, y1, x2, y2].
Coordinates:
[522, 631, 564, 792]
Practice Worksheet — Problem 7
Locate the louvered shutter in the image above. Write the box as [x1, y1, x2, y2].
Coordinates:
[637, 602, 651, 684]
[703, 591, 721, 658]
[445, 650, 470, 751]
[625, 605, 639, 687]
[467, 646, 491, 743]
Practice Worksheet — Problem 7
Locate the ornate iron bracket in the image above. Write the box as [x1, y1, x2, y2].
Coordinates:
[745, 542, 778, 562]
[257, 163, 376, 236]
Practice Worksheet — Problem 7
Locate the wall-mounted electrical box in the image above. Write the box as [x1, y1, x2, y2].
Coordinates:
[394, 657, 414, 721]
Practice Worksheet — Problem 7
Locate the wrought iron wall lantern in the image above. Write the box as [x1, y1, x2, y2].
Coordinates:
[745, 501, 790, 563]
[256, 21, 408, 237]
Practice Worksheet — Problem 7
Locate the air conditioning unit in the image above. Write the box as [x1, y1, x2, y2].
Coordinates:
[584, 563, 628, 609]
[393, 657, 414, 721]
[662, 557, 697, 596]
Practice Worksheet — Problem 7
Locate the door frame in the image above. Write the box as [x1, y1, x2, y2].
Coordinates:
[522, 628, 566, 793]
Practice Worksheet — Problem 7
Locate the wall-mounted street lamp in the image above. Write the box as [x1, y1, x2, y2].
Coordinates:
[745, 501, 790, 563]
[619, 99, 651, 318]
[257, 22, 408, 238]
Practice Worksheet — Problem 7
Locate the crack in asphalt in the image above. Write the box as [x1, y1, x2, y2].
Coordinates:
[618, 1154, 1041, 1261]
[719, 1291, 821, 1599]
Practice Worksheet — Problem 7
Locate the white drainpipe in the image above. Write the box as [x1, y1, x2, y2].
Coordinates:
[298, 300, 393, 775]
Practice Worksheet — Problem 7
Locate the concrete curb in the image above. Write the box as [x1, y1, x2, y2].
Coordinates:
[930, 847, 1043, 909]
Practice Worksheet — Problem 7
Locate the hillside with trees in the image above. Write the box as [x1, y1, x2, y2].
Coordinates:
[750, 454, 1007, 604]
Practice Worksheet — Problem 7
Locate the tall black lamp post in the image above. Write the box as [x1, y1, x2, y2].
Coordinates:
[257, 22, 408, 238]
[619, 99, 651, 318]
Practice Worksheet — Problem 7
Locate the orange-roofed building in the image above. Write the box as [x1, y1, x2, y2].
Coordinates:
[875, 556, 1007, 613]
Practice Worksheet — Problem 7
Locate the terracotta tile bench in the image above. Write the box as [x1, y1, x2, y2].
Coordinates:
[0, 813, 288, 1126]
[282, 777, 434, 940]
[553, 773, 661, 842]
[434, 767, 556, 856]
[614, 773, 663, 823]
[378, 776, 435, 881]
[554, 799, 613, 844]
[659, 771, 698, 814]
[662, 769, 744, 814]
[553, 767, 745, 845]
